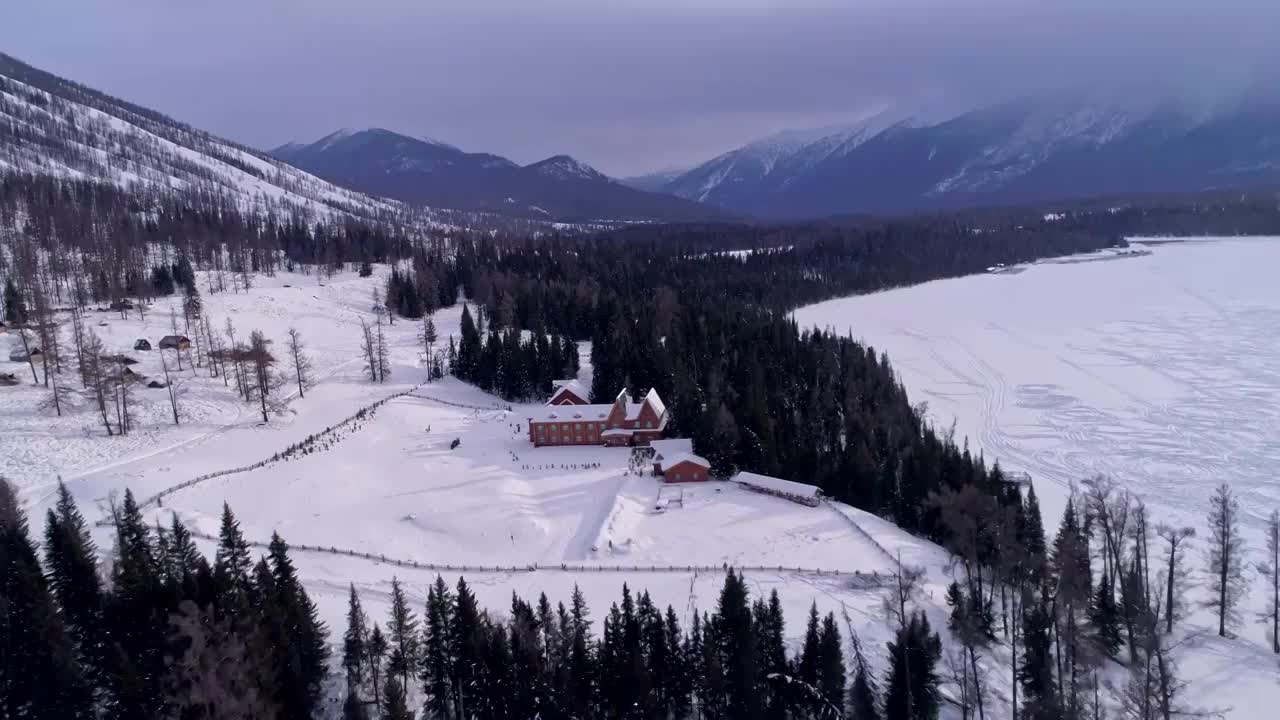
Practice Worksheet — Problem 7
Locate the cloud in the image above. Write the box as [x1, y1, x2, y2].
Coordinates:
[3, 0, 1277, 175]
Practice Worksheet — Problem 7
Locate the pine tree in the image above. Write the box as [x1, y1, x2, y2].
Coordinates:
[213, 502, 253, 618]
[817, 612, 847, 716]
[344, 584, 370, 695]
[43, 480, 108, 689]
[567, 584, 595, 717]
[0, 477, 95, 719]
[386, 577, 420, 694]
[848, 631, 882, 720]
[452, 577, 483, 717]
[107, 488, 169, 719]
[368, 625, 388, 715]
[798, 602, 821, 691]
[421, 575, 454, 719]
[1019, 589, 1058, 720]
[754, 591, 788, 720]
[716, 569, 761, 719]
[381, 676, 413, 720]
[1091, 575, 1123, 658]
[884, 611, 941, 720]
[261, 532, 330, 720]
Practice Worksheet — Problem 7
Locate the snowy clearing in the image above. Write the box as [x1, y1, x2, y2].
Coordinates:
[3, 265, 982, 688]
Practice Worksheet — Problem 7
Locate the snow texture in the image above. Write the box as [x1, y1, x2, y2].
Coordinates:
[795, 237, 1280, 719]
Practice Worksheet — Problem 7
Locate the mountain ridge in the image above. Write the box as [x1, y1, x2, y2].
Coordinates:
[660, 96, 1280, 218]
[273, 128, 730, 223]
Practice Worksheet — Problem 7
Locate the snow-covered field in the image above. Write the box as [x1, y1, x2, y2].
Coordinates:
[3, 265, 982, 697]
[795, 236, 1280, 718]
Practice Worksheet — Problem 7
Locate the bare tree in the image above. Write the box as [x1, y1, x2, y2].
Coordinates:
[160, 348, 183, 425]
[376, 316, 391, 383]
[360, 319, 378, 382]
[246, 330, 281, 423]
[285, 327, 314, 398]
[40, 368, 74, 417]
[225, 318, 248, 400]
[170, 307, 184, 371]
[69, 308, 88, 388]
[1258, 509, 1280, 653]
[1155, 524, 1195, 634]
[882, 553, 925, 629]
[16, 326, 39, 384]
[111, 356, 136, 436]
[81, 330, 114, 435]
[420, 314, 438, 374]
[1204, 483, 1248, 637]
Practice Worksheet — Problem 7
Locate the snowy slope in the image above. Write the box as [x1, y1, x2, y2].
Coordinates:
[794, 237, 1280, 719]
[0, 53, 452, 229]
[663, 95, 1280, 218]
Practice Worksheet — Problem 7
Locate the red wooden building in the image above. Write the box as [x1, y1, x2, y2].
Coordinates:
[528, 384, 668, 447]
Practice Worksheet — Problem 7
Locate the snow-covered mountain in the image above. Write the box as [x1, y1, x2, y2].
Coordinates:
[0, 53, 451, 230]
[274, 128, 730, 223]
[662, 97, 1280, 218]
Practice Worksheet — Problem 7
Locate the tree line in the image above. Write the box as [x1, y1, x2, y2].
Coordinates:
[2, 475, 943, 720]
[450, 304, 580, 403]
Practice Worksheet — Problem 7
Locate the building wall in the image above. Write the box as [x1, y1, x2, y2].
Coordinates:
[530, 420, 605, 446]
[664, 461, 709, 483]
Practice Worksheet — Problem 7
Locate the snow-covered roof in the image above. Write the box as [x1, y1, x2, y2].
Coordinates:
[734, 472, 821, 500]
[527, 404, 613, 423]
[601, 428, 634, 437]
[650, 438, 693, 460]
[548, 379, 589, 404]
[664, 453, 709, 469]
[643, 388, 666, 417]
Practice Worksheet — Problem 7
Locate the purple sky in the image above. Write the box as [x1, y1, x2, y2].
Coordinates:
[4, 0, 1276, 175]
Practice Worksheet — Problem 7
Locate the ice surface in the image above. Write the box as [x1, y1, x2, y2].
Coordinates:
[795, 237, 1280, 719]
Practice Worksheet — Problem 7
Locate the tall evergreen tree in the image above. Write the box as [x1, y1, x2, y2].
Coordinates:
[260, 532, 330, 720]
[716, 569, 761, 719]
[106, 488, 169, 719]
[817, 612, 847, 717]
[848, 632, 882, 720]
[212, 502, 252, 618]
[1019, 589, 1058, 720]
[0, 477, 95, 719]
[884, 611, 941, 720]
[344, 584, 369, 696]
[421, 575, 455, 720]
[43, 480, 109, 690]
[386, 577, 420, 695]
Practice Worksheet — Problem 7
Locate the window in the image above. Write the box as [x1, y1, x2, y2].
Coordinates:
[643, 421, 651, 429]
[562, 424, 570, 432]
[674, 472, 682, 481]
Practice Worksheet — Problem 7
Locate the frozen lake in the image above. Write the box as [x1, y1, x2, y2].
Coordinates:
[795, 237, 1280, 535]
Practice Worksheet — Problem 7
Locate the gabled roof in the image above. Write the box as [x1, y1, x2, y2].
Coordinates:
[642, 388, 666, 417]
[650, 438, 694, 460]
[664, 453, 709, 469]
[528, 404, 614, 423]
[548, 379, 589, 404]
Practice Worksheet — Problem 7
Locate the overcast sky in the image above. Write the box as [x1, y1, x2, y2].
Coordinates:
[3, 0, 1277, 176]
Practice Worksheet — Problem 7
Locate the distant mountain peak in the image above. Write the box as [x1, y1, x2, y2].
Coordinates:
[528, 155, 606, 181]
[661, 95, 1280, 218]
[269, 130, 722, 222]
